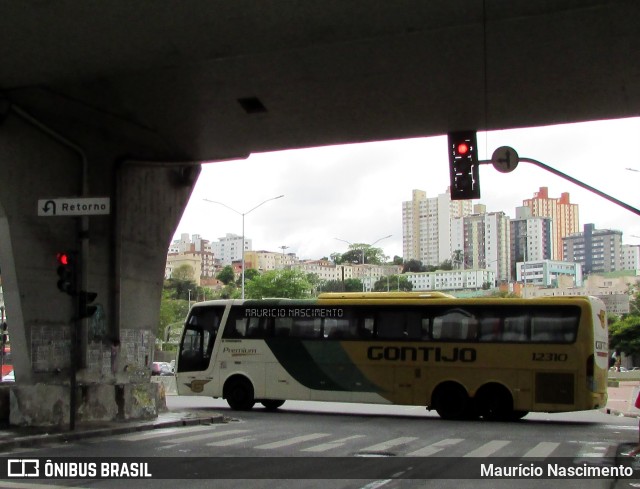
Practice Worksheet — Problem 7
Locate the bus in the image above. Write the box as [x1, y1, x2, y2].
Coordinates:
[175, 292, 608, 420]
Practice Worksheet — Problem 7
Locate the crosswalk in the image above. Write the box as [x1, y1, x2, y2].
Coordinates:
[82, 423, 618, 460]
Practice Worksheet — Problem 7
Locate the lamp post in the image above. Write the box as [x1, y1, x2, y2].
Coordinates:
[204, 195, 284, 299]
[335, 234, 392, 291]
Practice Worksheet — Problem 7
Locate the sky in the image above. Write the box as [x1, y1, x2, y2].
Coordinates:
[173, 117, 640, 262]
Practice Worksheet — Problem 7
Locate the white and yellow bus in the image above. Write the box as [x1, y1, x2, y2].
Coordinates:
[175, 292, 608, 420]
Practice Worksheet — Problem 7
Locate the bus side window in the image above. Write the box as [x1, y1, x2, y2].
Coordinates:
[503, 316, 529, 342]
[478, 317, 501, 342]
[421, 318, 431, 340]
[531, 313, 577, 343]
[246, 317, 264, 338]
[376, 311, 405, 340]
[274, 318, 292, 337]
[291, 318, 322, 339]
[432, 309, 476, 340]
[359, 318, 374, 339]
[324, 319, 352, 339]
[405, 312, 422, 340]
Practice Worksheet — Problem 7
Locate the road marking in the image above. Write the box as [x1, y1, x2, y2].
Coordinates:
[575, 442, 616, 459]
[406, 438, 464, 456]
[359, 437, 419, 453]
[301, 434, 367, 452]
[359, 480, 393, 489]
[522, 442, 560, 458]
[463, 440, 510, 457]
[255, 433, 330, 449]
[207, 436, 254, 447]
[163, 428, 251, 444]
[112, 426, 205, 441]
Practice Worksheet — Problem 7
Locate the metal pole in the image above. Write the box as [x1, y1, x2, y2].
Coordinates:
[362, 248, 366, 291]
[204, 195, 284, 300]
[241, 214, 245, 300]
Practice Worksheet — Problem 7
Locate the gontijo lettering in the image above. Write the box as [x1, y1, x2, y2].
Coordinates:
[245, 308, 344, 318]
[368, 346, 477, 362]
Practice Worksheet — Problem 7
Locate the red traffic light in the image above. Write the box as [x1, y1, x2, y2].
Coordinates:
[456, 142, 470, 155]
[56, 252, 69, 266]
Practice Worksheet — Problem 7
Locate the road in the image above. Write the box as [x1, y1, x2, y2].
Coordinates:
[0, 396, 638, 489]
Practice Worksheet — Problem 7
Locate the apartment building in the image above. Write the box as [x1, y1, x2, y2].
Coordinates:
[514, 259, 582, 287]
[510, 206, 553, 280]
[522, 187, 579, 260]
[402, 188, 472, 267]
[563, 223, 623, 275]
[405, 269, 496, 292]
[621, 244, 640, 271]
[451, 205, 511, 284]
[210, 233, 252, 265]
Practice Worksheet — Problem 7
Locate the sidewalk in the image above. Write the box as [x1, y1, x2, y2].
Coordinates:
[0, 382, 637, 452]
[604, 380, 640, 418]
[0, 407, 225, 451]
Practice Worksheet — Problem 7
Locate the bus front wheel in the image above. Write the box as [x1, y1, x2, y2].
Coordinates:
[224, 377, 255, 411]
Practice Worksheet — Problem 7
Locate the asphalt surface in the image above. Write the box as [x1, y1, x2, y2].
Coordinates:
[0, 380, 637, 452]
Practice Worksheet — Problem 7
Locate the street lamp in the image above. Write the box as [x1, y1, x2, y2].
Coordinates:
[204, 194, 284, 299]
[335, 234, 392, 291]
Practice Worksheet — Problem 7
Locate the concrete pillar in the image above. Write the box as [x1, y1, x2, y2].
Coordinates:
[0, 95, 199, 426]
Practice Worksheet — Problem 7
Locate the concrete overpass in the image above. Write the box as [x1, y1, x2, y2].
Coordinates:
[0, 0, 638, 425]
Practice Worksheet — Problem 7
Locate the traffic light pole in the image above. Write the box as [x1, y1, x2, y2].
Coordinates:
[481, 151, 640, 217]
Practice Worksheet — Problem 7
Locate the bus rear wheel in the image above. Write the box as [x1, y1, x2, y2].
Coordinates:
[432, 383, 471, 420]
[476, 384, 515, 421]
[224, 377, 255, 411]
[261, 400, 285, 410]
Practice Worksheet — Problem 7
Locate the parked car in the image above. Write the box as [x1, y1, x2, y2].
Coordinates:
[151, 362, 173, 376]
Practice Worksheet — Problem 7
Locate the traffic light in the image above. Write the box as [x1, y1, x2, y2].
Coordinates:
[78, 291, 98, 319]
[56, 251, 77, 295]
[448, 131, 480, 200]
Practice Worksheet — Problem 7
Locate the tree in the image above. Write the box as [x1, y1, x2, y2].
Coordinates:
[334, 244, 386, 265]
[318, 278, 363, 293]
[343, 278, 363, 292]
[216, 265, 235, 285]
[218, 283, 240, 299]
[452, 249, 464, 269]
[392, 255, 403, 266]
[165, 264, 198, 300]
[373, 275, 413, 292]
[609, 315, 640, 358]
[321, 280, 345, 292]
[172, 264, 195, 281]
[403, 259, 427, 273]
[245, 269, 313, 299]
[158, 289, 189, 347]
[238, 268, 260, 285]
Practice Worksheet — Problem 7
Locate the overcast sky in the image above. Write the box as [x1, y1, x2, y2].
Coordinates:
[174, 117, 640, 261]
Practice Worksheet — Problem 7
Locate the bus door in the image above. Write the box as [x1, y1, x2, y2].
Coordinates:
[176, 305, 225, 396]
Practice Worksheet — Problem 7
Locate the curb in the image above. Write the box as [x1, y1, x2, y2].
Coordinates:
[604, 408, 640, 419]
[1, 413, 226, 451]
